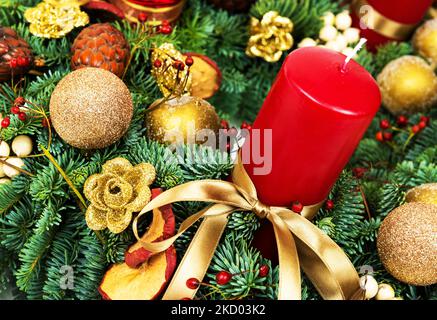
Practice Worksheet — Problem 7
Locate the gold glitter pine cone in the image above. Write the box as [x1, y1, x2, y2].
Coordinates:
[49, 67, 133, 149]
[377, 55, 437, 115]
[84, 157, 156, 234]
[71, 23, 130, 78]
[377, 202, 437, 286]
[145, 95, 220, 145]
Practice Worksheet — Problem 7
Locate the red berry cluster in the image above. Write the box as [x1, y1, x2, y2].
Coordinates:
[220, 119, 238, 151]
[375, 118, 393, 142]
[352, 167, 367, 179]
[153, 56, 194, 72]
[157, 20, 173, 35]
[411, 116, 429, 134]
[375, 115, 430, 143]
[241, 121, 252, 130]
[9, 56, 31, 69]
[1, 97, 27, 128]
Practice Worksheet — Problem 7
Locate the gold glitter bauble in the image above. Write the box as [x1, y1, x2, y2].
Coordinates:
[377, 202, 437, 286]
[413, 19, 437, 66]
[377, 56, 437, 115]
[405, 183, 437, 206]
[50, 68, 133, 149]
[145, 96, 220, 145]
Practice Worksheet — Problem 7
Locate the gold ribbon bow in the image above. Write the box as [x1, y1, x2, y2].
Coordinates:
[133, 155, 364, 300]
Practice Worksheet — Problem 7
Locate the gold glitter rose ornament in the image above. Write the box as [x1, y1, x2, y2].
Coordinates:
[84, 158, 156, 234]
[25, 0, 89, 39]
[49, 67, 133, 149]
[246, 11, 294, 63]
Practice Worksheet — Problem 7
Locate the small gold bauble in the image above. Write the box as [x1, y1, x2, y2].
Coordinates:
[377, 56, 437, 115]
[413, 19, 437, 66]
[405, 183, 437, 206]
[0, 141, 10, 157]
[375, 283, 395, 300]
[49, 68, 133, 149]
[377, 202, 437, 286]
[359, 275, 379, 299]
[12, 135, 33, 157]
[145, 96, 220, 145]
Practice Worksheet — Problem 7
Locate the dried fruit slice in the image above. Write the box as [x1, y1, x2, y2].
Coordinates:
[99, 246, 177, 300]
[125, 188, 175, 268]
[183, 53, 222, 99]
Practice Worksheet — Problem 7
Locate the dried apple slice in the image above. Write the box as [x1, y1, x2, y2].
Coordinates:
[125, 188, 175, 268]
[99, 246, 177, 300]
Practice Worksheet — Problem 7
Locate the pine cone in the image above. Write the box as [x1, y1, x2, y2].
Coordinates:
[0, 26, 34, 82]
[71, 23, 130, 78]
[208, 0, 255, 13]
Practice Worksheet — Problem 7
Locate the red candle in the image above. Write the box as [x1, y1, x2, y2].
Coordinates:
[242, 47, 381, 207]
[351, 0, 432, 50]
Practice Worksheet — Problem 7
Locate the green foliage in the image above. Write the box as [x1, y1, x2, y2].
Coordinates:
[374, 42, 413, 75]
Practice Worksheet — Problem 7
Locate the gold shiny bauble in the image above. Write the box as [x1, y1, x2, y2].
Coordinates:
[377, 203, 437, 286]
[50, 68, 133, 149]
[375, 283, 395, 300]
[405, 183, 437, 206]
[413, 19, 437, 66]
[145, 96, 220, 145]
[359, 275, 378, 299]
[377, 56, 437, 115]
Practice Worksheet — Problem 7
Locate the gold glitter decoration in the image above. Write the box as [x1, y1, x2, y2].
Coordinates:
[377, 56, 437, 115]
[413, 19, 437, 67]
[145, 95, 220, 145]
[405, 183, 437, 206]
[377, 202, 437, 286]
[24, 0, 89, 39]
[84, 157, 156, 234]
[50, 68, 133, 149]
[151, 43, 192, 97]
[246, 11, 294, 63]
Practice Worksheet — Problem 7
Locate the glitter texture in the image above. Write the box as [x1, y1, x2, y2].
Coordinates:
[377, 202, 437, 286]
[49, 67, 133, 149]
[413, 19, 437, 66]
[83, 157, 155, 234]
[406, 183, 437, 206]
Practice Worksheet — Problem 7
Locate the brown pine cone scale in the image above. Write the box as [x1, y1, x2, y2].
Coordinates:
[71, 23, 130, 78]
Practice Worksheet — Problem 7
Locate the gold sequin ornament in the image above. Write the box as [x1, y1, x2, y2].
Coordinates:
[49, 68, 133, 149]
[413, 19, 437, 67]
[405, 183, 437, 206]
[377, 56, 437, 115]
[145, 95, 220, 145]
[246, 11, 294, 63]
[151, 43, 192, 97]
[84, 158, 156, 234]
[25, 0, 89, 39]
[377, 202, 437, 286]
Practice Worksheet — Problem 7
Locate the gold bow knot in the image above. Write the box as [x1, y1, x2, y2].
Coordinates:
[133, 154, 364, 300]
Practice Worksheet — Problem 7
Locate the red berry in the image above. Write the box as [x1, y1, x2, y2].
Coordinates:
[246, 125, 252, 130]
[259, 265, 269, 277]
[375, 131, 384, 142]
[325, 199, 334, 210]
[185, 56, 194, 67]
[11, 106, 20, 114]
[181, 297, 191, 300]
[1, 117, 10, 128]
[138, 12, 148, 22]
[161, 20, 170, 26]
[419, 120, 427, 130]
[173, 60, 185, 71]
[226, 142, 231, 151]
[420, 116, 430, 124]
[396, 115, 408, 127]
[153, 59, 162, 68]
[383, 132, 393, 141]
[17, 56, 28, 67]
[18, 112, 26, 121]
[379, 119, 390, 130]
[9, 58, 18, 68]
[352, 167, 366, 179]
[412, 125, 420, 134]
[220, 119, 229, 129]
[14, 96, 25, 106]
[216, 271, 232, 285]
[42, 118, 49, 128]
[186, 277, 200, 290]
[291, 201, 303, 213]
[160, 25, 173, 35]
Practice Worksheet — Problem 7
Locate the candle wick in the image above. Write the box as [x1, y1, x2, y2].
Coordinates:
[341, 38, 367, 72]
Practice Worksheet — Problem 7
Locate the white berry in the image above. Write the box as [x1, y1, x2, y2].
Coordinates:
[342, 47, 356, 58]
[4, 157, 25, 178]
[322, 12, 335, 26]
[325, 40, 342, 52]
[359, 275, 379, 299]
[335, 11, 352, 31]
[0, 178, 10, 185]
[343, 28, 361, 44]
[375, 284, 395, 300]
[298, 38, 317, 48]
[335, 34, 348, 51]
[319, 25, 338, 42]
[0, 141, 10, 157]
[12, 135, 33, 157]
